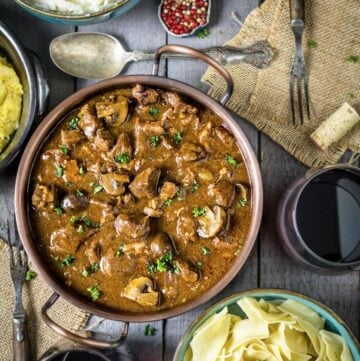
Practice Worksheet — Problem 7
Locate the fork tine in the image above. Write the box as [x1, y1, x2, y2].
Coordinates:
[296, 77, 304, 125]
[303, 74, 310, 120]
[289, 75, 296, 125]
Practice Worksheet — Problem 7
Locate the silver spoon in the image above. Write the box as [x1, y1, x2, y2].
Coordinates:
[50, 32, 273, 80]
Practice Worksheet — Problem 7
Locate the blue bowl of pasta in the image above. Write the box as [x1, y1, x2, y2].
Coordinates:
[173, 289, 360, 361]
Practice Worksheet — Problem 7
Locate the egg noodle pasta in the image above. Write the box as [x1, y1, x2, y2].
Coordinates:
[185, 297, 353, 361]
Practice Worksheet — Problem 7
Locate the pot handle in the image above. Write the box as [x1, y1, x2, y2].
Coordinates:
[41, 293, 129, 349]
[27, 49, 50, 118]
[152, 44, 234, 106]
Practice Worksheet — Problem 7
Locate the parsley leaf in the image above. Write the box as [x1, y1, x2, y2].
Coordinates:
[77, 224, 84, 233]
[197, 27, 209, 39]
[93, 185, 104, 194]
[150, 135, 160, 147]
[149, 107, 160, 116]
[70, 216, 78, 224]
[237, 198, 248, 207]
[82, 269, 90, 277]
[67, 116, 80, 130]
[201, 247, 211, 256]
[25, 270, 37, 281]
[54, 207, 64, 215]
[55, 165, 64, 177]
[164, 198, 173, 206]
[173, 132, 183, 145]
[62, 255, 75, 267]
[191, 181, 199, 193]
[75, 189, 84, 197]
[147, 262, 157, 274]
[192, 207, 206, 217]
[87, 285, 100, 301]
[345, 55, 359, 64]
[59, 144, 69, 155]
[91, 262, 99, 273]
[115, 244, 125, 257]
[79, 166, 85, 175]
[225, 155, 237, 167]
[144, 324, 156, 336]
[307, 39, 317, 49]
[114, 152, 130, 164]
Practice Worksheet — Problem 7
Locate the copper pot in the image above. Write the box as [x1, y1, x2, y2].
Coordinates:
[14, 45, 263, 348]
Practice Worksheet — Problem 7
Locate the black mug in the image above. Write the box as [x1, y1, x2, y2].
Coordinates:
[277, 164, 360, 273]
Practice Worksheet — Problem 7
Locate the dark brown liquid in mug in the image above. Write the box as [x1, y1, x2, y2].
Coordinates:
[296, 169, 360, 263]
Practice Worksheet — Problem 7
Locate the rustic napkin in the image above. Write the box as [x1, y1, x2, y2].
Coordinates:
[203, 0, 360, 167]
[0, 239, 89, 361]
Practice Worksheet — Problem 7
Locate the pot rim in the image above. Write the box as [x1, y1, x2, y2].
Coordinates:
[15, 75, 263, 322]
[173, 288, 360, 361]
[292, 164, 360, 268]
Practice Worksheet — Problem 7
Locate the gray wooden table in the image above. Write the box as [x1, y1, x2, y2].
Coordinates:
[0, 1, 359, 360]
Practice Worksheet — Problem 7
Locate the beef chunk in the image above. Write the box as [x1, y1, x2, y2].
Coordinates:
[215, 126, 236, 147]
[132, 84, 159, 106]
[78, 104, 101, 138]
[94, 129, 115, 152]
[32, 183, 57, 211]
[114, 214, 150, 238]
[134, 118, 164, 155]
[61, 129, 84, 146]
[108, 132, 133, 160]
[100, 172, 130, 196]
[63, 159, 81, 184]
[62, 193, 89, 212]
[176, 142, 206, 162]
[150, 233, 173, 256]
[159, 182, 179, 200]
[176, 207, 198, 244]
[100, 247, 135, 276]
[129, 167, 161, 199]
[174, 259, 199, 283]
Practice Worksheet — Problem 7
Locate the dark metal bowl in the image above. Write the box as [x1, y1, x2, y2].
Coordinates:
[15, 45, 263, 348]
[0, 20, 49, 173]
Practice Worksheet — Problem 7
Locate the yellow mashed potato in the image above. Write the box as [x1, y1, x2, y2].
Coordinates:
[0, 56, 23, 153]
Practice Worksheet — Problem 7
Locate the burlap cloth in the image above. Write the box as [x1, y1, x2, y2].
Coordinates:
[203, 0, 360, 167]
[0, 239, 89, 360]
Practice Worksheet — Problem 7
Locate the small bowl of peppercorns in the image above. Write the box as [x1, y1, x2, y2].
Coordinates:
[158, 0, 211, 37]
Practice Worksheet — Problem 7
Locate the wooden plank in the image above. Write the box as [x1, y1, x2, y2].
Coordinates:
[164, 0, 260, 359]
[77, 1, 167, 359]
[259, 133, 360, 338]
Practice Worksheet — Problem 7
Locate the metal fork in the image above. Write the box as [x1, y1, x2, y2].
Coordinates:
[289, 0, 310, 125]
[8, 217, 30, 361]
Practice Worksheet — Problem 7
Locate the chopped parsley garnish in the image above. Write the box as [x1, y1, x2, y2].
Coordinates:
[81, 214, 92, 227]
[307, 39, 317, 49]
[91, 262, 99, 272]
[150, 135, 160, 147]
[192, 207, 206, 217]
[176, 190, 185, 201]
[70, 216, 78, 224]
[234, 246, 242, 256]
[197, 27, 209, 39]
[114, 152, 130, 164]
[55, 165, 64, 177]
[77, 224, 84, 233]
[149, 107, 160, 116]
[82, 269, 90, 278]
[79, 166, 85, 175]
[54, 207, 64, 215]
[82, 263, 99, 277]
[59, 144, 69, 155]
[89, 181, 96, 187]
[115, 244, 125, 257]
[156, 258, 168, 272]
[62, 255, 75, 267]
[25, 270, 37, 281]
[147, 262, 157, 274]
[164, 198, 173, 206]
[191, 181, 199, 193]
[75, 189, 84, 197]
[237, 198, 248, 207]
[225, 155, 237, 167]
[144, 324, 156, 336]
[201, 247, 211, 256]
[67, 116, 80, 130]
[345, 55, 359, 64]
[173, 132, 183, 145]
[93, 184, 104, 194]
[87, 286, 100, 301]
[154, 252, 179, 273]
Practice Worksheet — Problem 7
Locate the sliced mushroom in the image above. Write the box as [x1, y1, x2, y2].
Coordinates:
[122, 277, 160, 306]
[150, 233, 173, 256]
[32, 183, 57, 211]
[129, 167, 161, 199]
[100, 172, 130, 196]
[95, 95, 129, 126]
[114, 214, 150, 238]
[208, 181, 236, 208]
[197, 206, 227, 238]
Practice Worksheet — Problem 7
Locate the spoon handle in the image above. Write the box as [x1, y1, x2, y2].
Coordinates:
[130, 41, 272, 69]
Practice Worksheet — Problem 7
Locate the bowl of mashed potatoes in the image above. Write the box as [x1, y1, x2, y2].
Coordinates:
[14, 0, 141, 25]
[0, 20, 48, 173]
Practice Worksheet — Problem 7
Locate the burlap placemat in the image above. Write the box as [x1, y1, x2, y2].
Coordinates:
[203, 0, 360, 167]
[0, 239, 89, 360]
